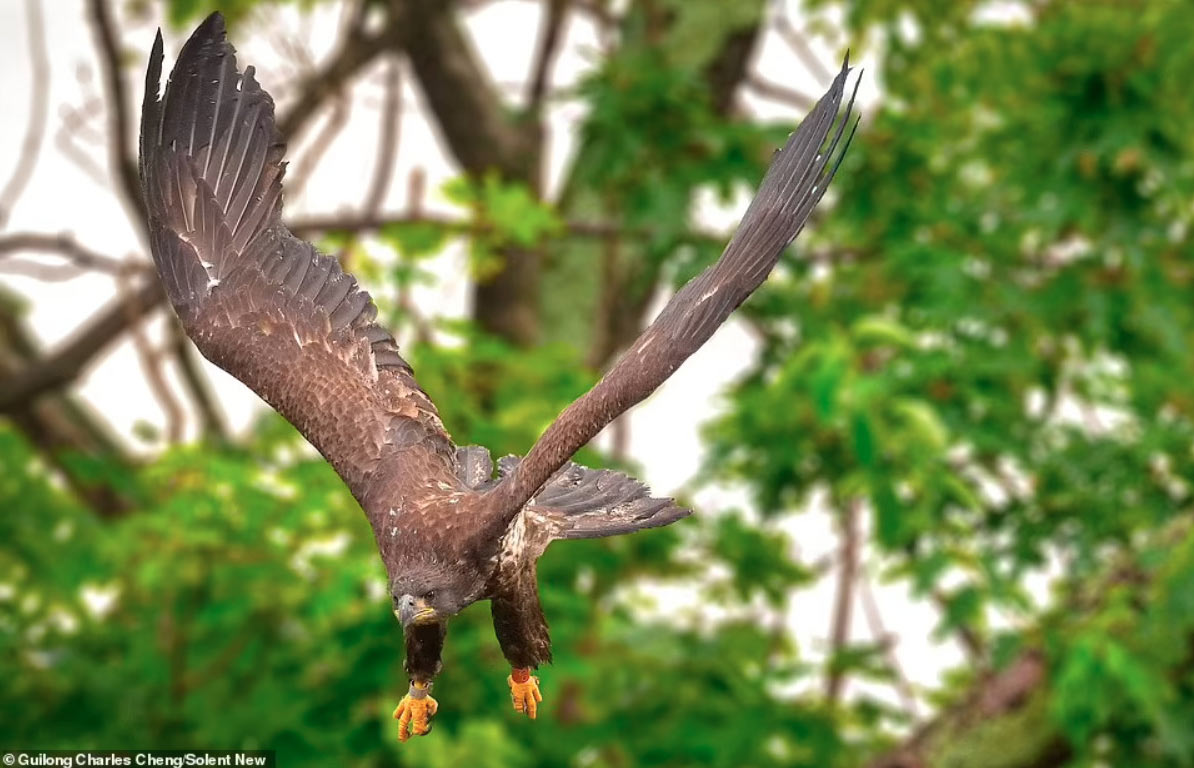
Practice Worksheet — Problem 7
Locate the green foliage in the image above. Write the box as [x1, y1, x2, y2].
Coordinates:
[443, 174, 562, 280]
[703, 0, 1194, 761]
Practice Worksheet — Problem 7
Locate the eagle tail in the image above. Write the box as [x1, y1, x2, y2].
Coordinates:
[500, 456, 690, 540]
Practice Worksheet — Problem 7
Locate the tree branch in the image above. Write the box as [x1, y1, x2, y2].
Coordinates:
[86, 0, 144, 233]
[287, 91, 352, 196]
[0, 279, 163, 413]
[774, 12, 835, 83]
[526, 0, 569, 114]
[0, 292, 133, 518]
[0, 232, 145, 277]
[168, 318, 228, 443]
[868, 652, 1070, 768]
[120, 277, 183, 444]
[276, 23, 401, 142]
[0, 0, 50, 228]
[859, 573, 920, 718]
[363, 58, 403, 213]
[286, 210, 725, 247]
[744, 73, 816, 111]
[396, 0, 537, 180]
[826, 497, 861, 704]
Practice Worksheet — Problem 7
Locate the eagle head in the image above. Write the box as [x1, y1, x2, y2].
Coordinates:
[390, 563, 475, 629]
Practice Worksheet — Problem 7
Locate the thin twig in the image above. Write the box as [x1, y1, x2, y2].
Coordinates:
[168, 317, 228, 443]
[86, 0, 145, 233]
[745, 73, 816, 111]
[571, 0, 618, 36]
[0, 0, 51, 228]
[364, 58, 403, 213]
[56, 100, 109, 187]
[277, 22, 401, 142]
[394, 170, 434, 345]
[859, 573, 920, 718]
[288, 93, 352, 196]
[120, 276, 183, 444]
[774, 11, 834, 83]
[0, 280, 164, 413]
[0, 232, 145, 277]
[526, 0, 569, 113]
[287, 211, 725, 247]
[826, 497, 861, 704]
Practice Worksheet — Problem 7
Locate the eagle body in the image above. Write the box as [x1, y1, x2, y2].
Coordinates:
[139, 12, 857, 740]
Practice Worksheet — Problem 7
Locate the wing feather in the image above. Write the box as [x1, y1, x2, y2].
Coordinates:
[488, 56, 860, 523]
[140, 13, 458, 511]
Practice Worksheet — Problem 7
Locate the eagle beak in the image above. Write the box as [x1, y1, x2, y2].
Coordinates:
[398, 594, 438, 626]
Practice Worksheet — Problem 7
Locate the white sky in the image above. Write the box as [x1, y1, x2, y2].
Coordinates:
[0, 0, 974, 716]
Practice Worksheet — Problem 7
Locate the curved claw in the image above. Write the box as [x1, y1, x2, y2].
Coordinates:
[393, 682, 438, 742]
[507, 668, 542, 719]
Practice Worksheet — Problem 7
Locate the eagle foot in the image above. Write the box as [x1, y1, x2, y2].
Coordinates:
[507, 667, 542, 719]
[393, 680, 438, 742]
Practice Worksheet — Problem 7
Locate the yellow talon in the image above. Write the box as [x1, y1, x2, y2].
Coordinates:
[507, 667, 542, 719]
[393, 681, 438, 742]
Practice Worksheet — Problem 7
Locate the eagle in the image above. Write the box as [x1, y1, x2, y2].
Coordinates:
[139, 12, 858, 742]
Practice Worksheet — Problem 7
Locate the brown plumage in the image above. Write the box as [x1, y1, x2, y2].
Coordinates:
[139, 12, 858, 737]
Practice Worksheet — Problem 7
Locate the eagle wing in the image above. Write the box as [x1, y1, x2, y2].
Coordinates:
[489, 57, 860, 522]
[140, 14, 456, 513]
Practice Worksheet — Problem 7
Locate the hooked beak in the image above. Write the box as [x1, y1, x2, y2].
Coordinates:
[397, 594, 438, 627]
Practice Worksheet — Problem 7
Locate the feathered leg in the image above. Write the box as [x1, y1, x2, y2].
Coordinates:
[393, 622, 444, 741]
[491, 565, 551, 719]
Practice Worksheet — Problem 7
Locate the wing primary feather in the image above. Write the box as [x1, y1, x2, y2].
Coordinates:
[140, 12, 459, 502]
[488, 55, 859, 523]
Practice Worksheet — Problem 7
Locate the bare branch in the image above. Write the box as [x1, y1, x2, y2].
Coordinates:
[571, 0, 618, 33]
[168, 318, 228, 443]
[393, 170, 434, 346]
[119, 276, 183, 444]
[86, 0, 145, 233]
[868, 653, 1063, 768]
[364, 58, 403, 213]
[826, 497, 861, 704]
[744, 73, 816, 111]
[0, 232, 145, 277]
[287, 211, 725, 247]
[774, 11, 834, 83]
[859, 573, 920, 718]
[0, 296, 134, 518]
[277, 24, 401, 142]
[56, 100, 109, 187]
[0, 279, 163, 413]
[288, 92, 352, 196]
[526, 0, 569, 114]
[397, 0, 536, 180]
[0, 0, 51, 228]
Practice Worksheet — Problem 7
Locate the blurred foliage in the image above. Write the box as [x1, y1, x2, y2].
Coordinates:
[4, 0, 1194, 766]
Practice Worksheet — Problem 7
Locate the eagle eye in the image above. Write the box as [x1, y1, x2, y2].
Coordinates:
[424, 590, 437, 602]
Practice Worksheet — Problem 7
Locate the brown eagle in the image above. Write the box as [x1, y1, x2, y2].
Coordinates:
[139, 13, 857, 742]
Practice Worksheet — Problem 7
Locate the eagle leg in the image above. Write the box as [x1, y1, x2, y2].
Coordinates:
[491, 570, 552, 720]
[507, 667, 542, 719]
[393, 680, 438, 742]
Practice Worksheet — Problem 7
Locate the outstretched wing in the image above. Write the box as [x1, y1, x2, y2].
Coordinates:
[140, 14, 456, 512]
[488, 56, 860, 522]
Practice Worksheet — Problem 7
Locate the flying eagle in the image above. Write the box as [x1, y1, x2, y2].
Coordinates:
[139, 13, 858, 742]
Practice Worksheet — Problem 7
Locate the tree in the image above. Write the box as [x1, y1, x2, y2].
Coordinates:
[1, 1, 1191, 766]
